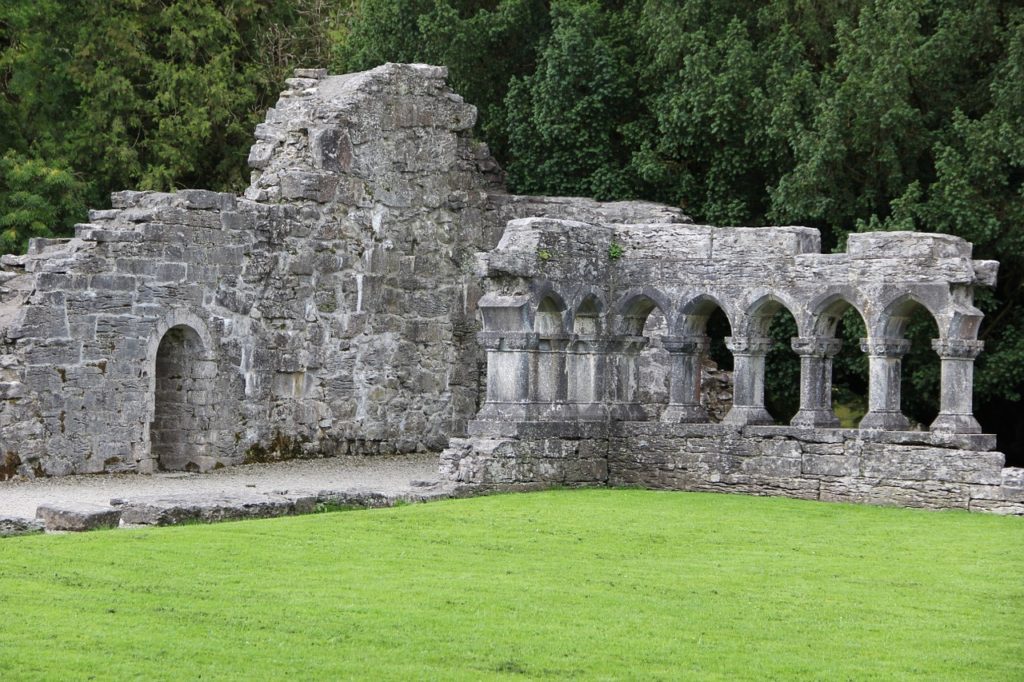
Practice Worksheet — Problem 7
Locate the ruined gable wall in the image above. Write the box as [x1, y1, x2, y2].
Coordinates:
[1, 63, 508, 476]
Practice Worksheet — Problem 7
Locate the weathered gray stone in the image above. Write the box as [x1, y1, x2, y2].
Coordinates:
[35, 503, 121, 531]
[0, 516, 45, 537]
[0, 62, 1016, 516]
[116, 492, 306, 525]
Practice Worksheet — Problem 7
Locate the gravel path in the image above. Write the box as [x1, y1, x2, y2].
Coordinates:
[0, 455, 442, 520]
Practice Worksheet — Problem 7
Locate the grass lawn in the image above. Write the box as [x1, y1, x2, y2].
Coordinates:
[1, 489, 1021, 680]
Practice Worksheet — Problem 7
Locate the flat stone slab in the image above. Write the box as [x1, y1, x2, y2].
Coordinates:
[0, 516, 45, 537]
[114, 491, 318, 526]
[113, 485, 456, 527]
[316, 487, 453, 508]
[35, 503, 121, 531]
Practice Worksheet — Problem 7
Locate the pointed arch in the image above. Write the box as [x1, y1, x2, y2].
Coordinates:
[740, 291, 802, 338]
[614, 287, 671, 336]
[533, 291, 567, 335]
[571, 293, 605, 336]
[807, 291, 869, 338]
[677, 293, 732, 336]
[874, 293, 942, 339]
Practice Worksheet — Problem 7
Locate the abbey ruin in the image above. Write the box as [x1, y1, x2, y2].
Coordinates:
[1, 64, 1021, 514]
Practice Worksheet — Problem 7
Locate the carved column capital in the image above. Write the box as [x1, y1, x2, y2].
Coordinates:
[611, 334, 650, 354]
[537, 333, 573, 351]
[725, 336, 772, 355]
[660, 335, 709, 355]
[790, 336, 842, 358]
[931, 338, 984, 359]
[476, 331, 503, 350]
[476, 331, 539, 350]
[859, 337, 911, 357]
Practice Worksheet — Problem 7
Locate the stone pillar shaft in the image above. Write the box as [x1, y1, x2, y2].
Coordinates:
[530, 335, 571, 404]
[859, 337, 911, 430]
[722, 336, 774, 426]
[790, 336, 842, 427]
[608, 335, 650, 421]
[661, 335, 709, 423]
[477, 332, 537, 420]
[566, 337, 613, 421]
[930, 338, 983, 433]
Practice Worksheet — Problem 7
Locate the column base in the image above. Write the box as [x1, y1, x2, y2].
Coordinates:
[930, 412, 982, 434]
[475, 402, 529, 422]
[789, 408, 840, 428]
[722, 405, 775, 426]
[609, 402, 649, 422]
[661, 404, 708, 424]
[859, 410, 910, 430]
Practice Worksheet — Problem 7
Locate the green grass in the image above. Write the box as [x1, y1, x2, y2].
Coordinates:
[1, 490, 1022, 680]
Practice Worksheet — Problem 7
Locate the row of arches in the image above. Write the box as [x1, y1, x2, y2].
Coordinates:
[475, 287, 984, 434]
[527, 285, 974, 342]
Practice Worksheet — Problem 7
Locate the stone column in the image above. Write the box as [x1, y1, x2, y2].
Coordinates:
[858, 337, 911, 430]
[789, 336, 842, 427]
[930, 338, 984, 434]
[530, 334, 571, 418]
[607, 335, 650, 421]
[722, 336, 774, 426]
[660, 335, 709, 423]
[476, 331, 537, 421]
[566, 336, 608, 421]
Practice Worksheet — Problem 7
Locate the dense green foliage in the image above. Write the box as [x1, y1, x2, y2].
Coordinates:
[2, 491, 1021, 678]
[0, 0, 339, 218]
[334, 0, 1024, 452]
[2, 0, 1022, 453]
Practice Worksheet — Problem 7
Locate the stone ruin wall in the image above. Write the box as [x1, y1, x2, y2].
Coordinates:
[441, 218, 1024, 514]
[1, 62, 1020, 514]
[0, 63, 686, 477]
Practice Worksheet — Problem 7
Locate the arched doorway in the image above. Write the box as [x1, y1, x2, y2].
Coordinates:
[151, 324, 211, 471]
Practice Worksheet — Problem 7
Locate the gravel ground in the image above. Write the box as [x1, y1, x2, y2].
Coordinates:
[0, 454, 442, 520]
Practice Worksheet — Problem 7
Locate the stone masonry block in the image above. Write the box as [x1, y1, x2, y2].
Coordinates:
[36, 503, 122, 531]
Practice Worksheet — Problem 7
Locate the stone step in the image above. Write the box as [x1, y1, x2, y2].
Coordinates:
[35, 503, 122, 531]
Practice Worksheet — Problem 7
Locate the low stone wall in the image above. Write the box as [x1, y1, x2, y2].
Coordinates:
[441, 423, 1024, 514]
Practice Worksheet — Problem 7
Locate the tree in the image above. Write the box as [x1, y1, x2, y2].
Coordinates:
[0, 0, 338, 248]
[505, 1, 641, 199]
[0, 152, 85, 253]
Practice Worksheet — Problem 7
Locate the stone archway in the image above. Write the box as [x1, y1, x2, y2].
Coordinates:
[151, 324, 212, 471]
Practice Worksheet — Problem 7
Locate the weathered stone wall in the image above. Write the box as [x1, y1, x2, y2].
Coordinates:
[0, 64, 507, 475]
[2, 62, 1017, 516]
[447, 176, 1022, 514]
[0, 63, 690, 477]
[442, 428, 1024, 514]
